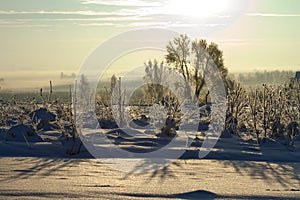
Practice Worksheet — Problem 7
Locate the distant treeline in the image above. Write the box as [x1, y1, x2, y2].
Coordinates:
[0, 91, 70, 102]
[60, 72, 76, 79]
[232, 70, 296, 86]
[0, 78, 4, 90]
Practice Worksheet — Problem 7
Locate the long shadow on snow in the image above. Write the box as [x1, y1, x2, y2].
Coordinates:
[0, 157, 89, 183]
[111, 190, 300, 200]
[106, 128, 175, 153]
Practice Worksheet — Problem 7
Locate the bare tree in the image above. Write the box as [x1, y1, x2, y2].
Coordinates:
[166, 34, 228, 102]
[166, 34, 191, 83]
[110, 74, 117, 95]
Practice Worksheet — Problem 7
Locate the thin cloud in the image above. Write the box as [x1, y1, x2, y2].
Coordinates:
[0, 19, 25, 25]
[247, 13, 300, 17]
[81, 0, 162, 7]
[41, 16, 149, 22]
[76, 22, 117, 26]
[72, 21, 198, 28]
[0, 16, 149, 28]
[125, 21, 196, 28]
[0, 10, 134, 16]
[76, 21, 222, 28]
[0, 5, 231, 29]
[127, 21, 169, 27]
[0, 15, 149, 26]
[0, 24, 51, 28]
[0, 9, 148, 25]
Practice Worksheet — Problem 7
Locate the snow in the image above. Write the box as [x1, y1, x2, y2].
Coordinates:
[1, 126, 299, 163]
[29, 108, 57, 130]
[0, 157, 299, 199]
[0, 101, 299, 199]
[29, 108, 56, 124]
[5, 124, 43, 143]
[0, 133, 299, 199]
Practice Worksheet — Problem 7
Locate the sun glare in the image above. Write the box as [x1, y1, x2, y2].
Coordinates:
[166, 0, 231, 17]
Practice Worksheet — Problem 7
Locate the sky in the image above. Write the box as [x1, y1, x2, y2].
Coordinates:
[0, 0, 299, 90]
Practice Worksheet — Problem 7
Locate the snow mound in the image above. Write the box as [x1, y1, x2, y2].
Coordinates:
[129, 115, 150, 129]
[220, 130, 232, 138]
[5, 124, 43, 142]
[62, 137, 86, 155]
[98, 119, 118, 129]
[29, 108, 57, 130]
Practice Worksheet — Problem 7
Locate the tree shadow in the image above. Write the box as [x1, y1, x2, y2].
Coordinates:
[113, 190, 217, 199]
[0, 190, 95, 199]
[219, 160, 300, 188]
[0, 157, 87, 183]
[121, 159, 186, 184]
[110, 190, 300, 200]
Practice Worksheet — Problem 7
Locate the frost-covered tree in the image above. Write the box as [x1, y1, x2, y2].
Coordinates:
[143, 60, 173, 103]
[226, 78, 247, 135]
[165, 34, 228, 101]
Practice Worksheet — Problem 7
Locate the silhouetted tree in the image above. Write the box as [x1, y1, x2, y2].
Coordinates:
[110, 74, 117, 94]
[166, 34, 228, 101]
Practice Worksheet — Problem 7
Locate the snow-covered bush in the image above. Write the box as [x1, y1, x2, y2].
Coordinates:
[29, 108, 57, 130]
[226, 79, 300, 145]
[225, 78, 248, 135]
[5, 124, 43, 142]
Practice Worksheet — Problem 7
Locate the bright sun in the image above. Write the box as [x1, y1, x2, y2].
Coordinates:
[166, 0, 231, 17]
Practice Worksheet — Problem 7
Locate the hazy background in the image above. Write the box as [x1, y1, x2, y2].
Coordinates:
[0, 0, 299, 90]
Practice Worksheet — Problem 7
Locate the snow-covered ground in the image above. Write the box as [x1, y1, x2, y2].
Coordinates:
[0, 157, 299, 199]
[1, 101, 300, 199]
[0, 129, 300, 199]
[1, 129, 299, 162]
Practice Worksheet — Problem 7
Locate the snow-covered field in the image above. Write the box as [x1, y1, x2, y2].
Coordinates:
[1, 131, 300, 199]
[0, 96, 299, 199]
[1, 129, 300, 161]
[0, 157, 300, 199]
